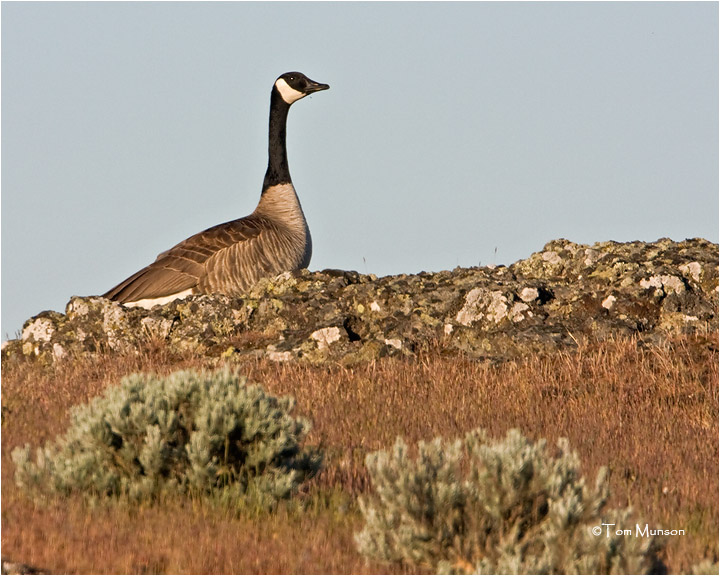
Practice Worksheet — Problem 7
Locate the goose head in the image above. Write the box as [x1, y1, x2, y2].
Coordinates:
[274, 72, 330, 105]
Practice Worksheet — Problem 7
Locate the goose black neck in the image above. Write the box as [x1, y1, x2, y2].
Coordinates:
[262, 89, 293, 191]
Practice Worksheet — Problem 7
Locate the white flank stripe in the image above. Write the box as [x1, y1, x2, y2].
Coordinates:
[123, 288, 194, 309]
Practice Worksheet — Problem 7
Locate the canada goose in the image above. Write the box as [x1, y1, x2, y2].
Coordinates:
[103, 72, 329, 308]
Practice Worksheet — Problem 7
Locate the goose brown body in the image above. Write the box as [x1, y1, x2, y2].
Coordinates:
[102, 72, 327, 308]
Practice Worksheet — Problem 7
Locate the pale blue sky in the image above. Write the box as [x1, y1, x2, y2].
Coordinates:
[2, 2, 718, 339]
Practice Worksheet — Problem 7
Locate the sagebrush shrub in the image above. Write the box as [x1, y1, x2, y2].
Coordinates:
[12, 368, 320, 507]
[356, 429, 665, 574]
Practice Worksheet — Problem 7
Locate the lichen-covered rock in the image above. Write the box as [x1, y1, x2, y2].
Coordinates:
[3, 239, 717, 366]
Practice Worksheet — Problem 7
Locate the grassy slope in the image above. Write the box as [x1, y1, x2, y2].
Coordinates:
[2, 334, 717, 574]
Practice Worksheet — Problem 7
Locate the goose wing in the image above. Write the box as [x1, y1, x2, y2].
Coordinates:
[102, 215, 266, 303]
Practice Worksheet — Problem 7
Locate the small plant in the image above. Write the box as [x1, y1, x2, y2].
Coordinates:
[12, 368, 320, 507]
[692, 559, 720, 575]
[356, 429, 665, 574]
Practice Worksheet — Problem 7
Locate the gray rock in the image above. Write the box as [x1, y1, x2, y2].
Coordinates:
[1, 558, 47, 575]
[3, 239, 717, 367]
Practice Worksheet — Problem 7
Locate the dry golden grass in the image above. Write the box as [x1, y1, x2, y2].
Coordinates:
[2, 333, 717, 574]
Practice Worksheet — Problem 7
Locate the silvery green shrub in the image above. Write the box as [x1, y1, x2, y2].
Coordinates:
[12, 369, 320, 506]
[356, 429, 665, 574]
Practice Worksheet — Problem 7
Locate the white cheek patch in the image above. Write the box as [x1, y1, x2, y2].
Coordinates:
[275, 78, 306, 104]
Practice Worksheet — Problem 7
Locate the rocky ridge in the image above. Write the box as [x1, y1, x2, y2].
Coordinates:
[3, 238, 718, 367]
